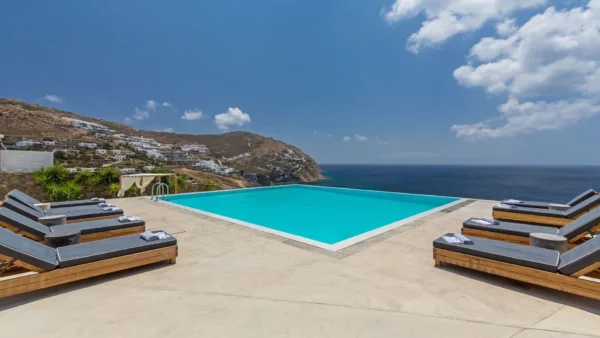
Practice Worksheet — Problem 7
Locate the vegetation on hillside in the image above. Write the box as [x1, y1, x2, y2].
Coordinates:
[32, 165, 205, 201]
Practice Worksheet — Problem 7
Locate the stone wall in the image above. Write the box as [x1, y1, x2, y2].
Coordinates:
[0, 172, 108, 201]
[0, 172, 46, 200]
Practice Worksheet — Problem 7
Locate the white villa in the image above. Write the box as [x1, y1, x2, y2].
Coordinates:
[78, 142, 97, 149]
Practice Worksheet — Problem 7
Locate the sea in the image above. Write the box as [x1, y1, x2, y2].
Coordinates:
[309, 165, 600, 202]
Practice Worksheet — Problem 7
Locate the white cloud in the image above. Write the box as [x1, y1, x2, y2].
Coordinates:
[42, 94, 63, 103]
[382, 0, 546, 53]
[181, 109, 204, 121]
[354, 134, 368, 141]
[342, 136, 351, 142]
[162, 102, 172, 107]
[377, 140, 389, 145]
[163, 128, 174, 132]
[452, 1, 600, 139]
[145, 100, 158, 111]
[214, 107, 251, 131]
[133, 108, 150, 120]
[496, 18, 518, 36]
[452, 98, 600, 139]
[123, 117, 133, 125]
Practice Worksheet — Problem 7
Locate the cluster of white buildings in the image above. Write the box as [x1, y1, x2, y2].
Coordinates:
[194, 160, 236, 175]
[95, 148, 134, 161]
[181, 144, 208, 153]
[62, 117, 115, 134]
[281, 149, 304, 162]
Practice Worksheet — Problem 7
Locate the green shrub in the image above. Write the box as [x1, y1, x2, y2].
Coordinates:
[176, 175, 188, 193]
[33, 165, 70, 186]
[97, 167, 120, 187]
[106, 182, 121, 198]
[74, 171, 99, 185]
[201, 179, 219, 191]
[124, 185, 139, 197]
[54, 151, 67, 160]
[45, 181, 84, 202]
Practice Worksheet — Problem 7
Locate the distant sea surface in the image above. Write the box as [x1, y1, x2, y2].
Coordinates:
[308, 165, 600, 202]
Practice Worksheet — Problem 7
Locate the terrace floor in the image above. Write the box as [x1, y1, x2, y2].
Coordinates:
[1, 197, 599, 337]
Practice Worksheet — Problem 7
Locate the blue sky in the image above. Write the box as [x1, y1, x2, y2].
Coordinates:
[1, 0, 600, 165]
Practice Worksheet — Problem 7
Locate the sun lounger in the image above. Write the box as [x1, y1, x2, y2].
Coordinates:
[0, 208, 145, 243]
[462, 208, 600, 247]
[6, 189, 106, 209]
[6, 189, 112, 213]
[0, 226, 177, 299]
[433, 234, 600, 300]
[501, 189, 597, 209]
[493, 195, 600, 227]
[1, 198, 123, 224]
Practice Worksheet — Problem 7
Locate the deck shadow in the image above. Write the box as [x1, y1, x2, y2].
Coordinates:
[435, 263, 600, 316]
[0, 261, 174, 311]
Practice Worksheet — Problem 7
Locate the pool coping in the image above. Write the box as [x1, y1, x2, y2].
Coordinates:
[156, 185, 466, 252]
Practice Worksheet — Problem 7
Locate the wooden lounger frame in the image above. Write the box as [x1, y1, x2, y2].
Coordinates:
[67, 214, 124, 224]
[433, 248, 600, 301]
[493, 204, 600, 227]
[461, 227, 598, 249]
[0, 220, 145, 243]
[0, 245, 177, 299]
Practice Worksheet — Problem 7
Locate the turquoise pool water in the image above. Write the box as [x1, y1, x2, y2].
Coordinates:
[163, 185, 459, 247]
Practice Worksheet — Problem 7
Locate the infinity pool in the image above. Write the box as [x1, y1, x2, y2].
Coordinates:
[161, 185, 461, 251]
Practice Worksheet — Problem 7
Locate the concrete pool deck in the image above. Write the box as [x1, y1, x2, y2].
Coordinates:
[1, 197, 599, 337]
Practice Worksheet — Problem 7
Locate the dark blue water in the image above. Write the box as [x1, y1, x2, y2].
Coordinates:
[309, 165, 600, 202]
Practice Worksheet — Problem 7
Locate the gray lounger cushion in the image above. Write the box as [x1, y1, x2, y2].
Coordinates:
[7, 191, 46, 214]
[566, 189, 597, 207]
[564, 195, 600, 218]
[558, 235, 600, 275]
[493, 204, 565, 217]
[493, 195, 600, 218]
[45, 208, 124, 221]
[464, 209, 600, 240]
[501, 189, 597, 209]
[8, 193, 106, 213]
[57, 233, 177, 268]
[501, 200, 552, 209]
[2, 198, 123, 221]
[52, 218, 145, 235]
[433, 235, 560, 272]
[557, 208, 600, 240]
[0, 207, 51, 238]
[3, 198, 46, 219]
[9, 189, 103, 208]
[0, 207, 144, 239]
[463, 219, 558, 238]
[0, 226, 58, 271]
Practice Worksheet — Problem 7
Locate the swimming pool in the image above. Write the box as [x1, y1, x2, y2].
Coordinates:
[161, 185, 462, 251]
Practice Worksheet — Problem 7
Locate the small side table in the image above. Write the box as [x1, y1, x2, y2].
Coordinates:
[38, 214, 67, 226]
[529, 233, 568, 253]
[44, 230, 81, 248]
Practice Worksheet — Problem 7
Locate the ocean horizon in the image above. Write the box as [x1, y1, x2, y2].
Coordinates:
[309, 164, 600, 202]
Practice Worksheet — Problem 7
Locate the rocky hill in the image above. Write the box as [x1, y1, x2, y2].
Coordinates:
[0, 98, 323, 183]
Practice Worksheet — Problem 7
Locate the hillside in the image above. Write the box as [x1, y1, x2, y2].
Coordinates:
[0, 98, 323, 183]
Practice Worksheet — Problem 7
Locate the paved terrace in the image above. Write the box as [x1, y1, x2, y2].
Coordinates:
[1, 198, 599, 338]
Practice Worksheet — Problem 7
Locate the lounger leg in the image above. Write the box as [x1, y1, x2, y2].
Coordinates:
[434, 257, 441, 267]
[169, 257, 177, 264]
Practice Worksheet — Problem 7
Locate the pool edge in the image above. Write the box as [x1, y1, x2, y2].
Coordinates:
[156, 193, 466, 252]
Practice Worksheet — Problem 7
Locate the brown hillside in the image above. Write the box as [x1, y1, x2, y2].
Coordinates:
[0, 98, 323, 182]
